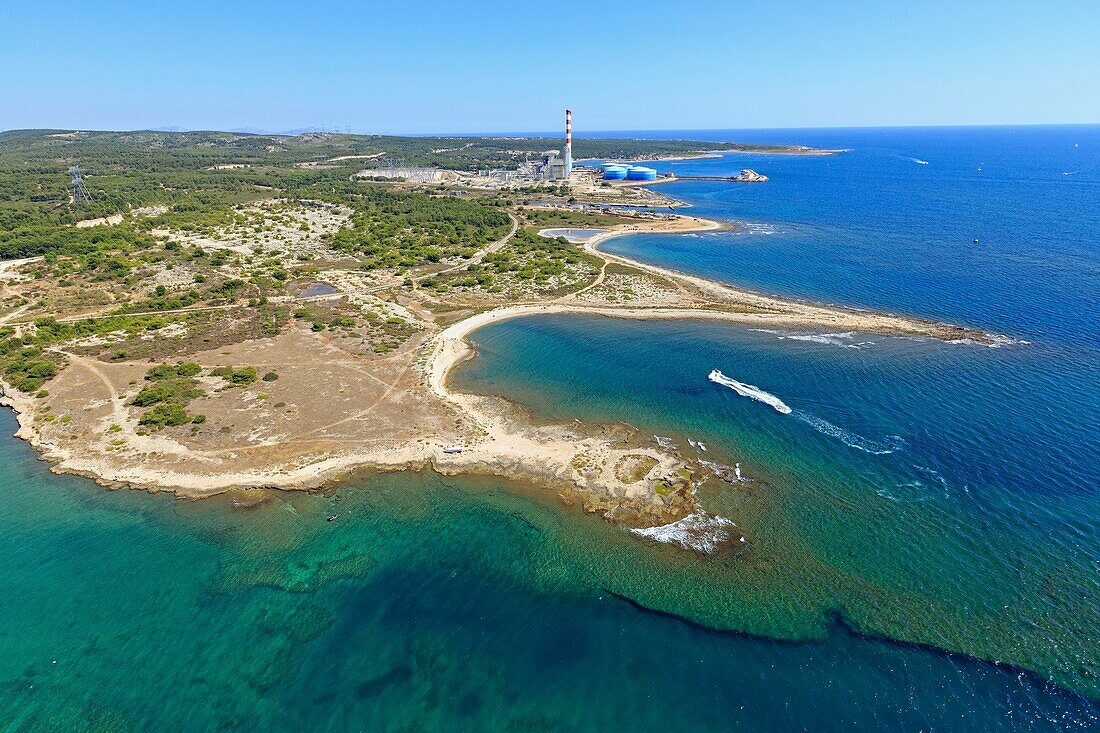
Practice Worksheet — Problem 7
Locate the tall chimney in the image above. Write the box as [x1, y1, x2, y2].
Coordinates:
[565, 109, 573, 177]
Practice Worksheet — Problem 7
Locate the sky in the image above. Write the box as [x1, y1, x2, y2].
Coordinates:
[1, 0, 1098, 134]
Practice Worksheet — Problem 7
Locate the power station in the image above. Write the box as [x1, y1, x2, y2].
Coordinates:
[535, 109, 574, 182]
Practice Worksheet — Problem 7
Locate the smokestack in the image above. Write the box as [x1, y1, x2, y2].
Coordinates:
[565, 108, 573, 177]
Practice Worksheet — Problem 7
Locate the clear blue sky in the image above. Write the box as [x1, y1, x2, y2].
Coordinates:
[2, 0, 1097, 134]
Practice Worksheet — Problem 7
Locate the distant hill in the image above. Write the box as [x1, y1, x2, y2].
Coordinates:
[0, 128, 806, 176]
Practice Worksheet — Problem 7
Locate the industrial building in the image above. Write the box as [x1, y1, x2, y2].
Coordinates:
[601, 163, 657, 181]
[537, 109, 574, 181]
[602, 164, 628, 180]
[538, 150, 568, 181]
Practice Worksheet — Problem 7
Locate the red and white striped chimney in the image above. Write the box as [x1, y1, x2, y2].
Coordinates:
[564, 109, 573, 175]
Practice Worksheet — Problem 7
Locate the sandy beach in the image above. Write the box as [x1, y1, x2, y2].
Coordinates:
[1, 208, 991, 523]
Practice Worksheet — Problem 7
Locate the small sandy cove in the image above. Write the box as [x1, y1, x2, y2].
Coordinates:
[2, 212, 991, 529]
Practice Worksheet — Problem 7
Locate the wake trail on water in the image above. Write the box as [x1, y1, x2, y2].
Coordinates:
[707, 370, 903, 454]
[792, 411, 904, 454]
[707, 370, 791, 414]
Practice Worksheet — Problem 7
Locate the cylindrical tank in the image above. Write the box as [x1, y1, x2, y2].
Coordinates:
[601, 164, 628, 180]
[626, 166, 657, 181]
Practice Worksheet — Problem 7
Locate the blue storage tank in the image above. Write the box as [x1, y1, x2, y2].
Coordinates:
[602, 164, 628, 180]
[626, 166, 657, 181]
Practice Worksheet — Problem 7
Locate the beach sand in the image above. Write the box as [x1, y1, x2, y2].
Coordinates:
[1, 210, 991, 526]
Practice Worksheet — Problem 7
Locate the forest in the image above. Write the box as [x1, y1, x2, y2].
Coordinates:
[0, 128, 792, 268]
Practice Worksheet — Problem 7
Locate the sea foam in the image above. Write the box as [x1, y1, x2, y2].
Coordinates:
[948, 333, 1030, 348]
[630, 512, 741, 554]
[752, 328, 874, 349]
[701, 459, 748, 484]
[708, 370, 792, 414]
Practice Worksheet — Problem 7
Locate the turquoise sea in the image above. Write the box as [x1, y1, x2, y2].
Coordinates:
[2, 127, 1098, 730]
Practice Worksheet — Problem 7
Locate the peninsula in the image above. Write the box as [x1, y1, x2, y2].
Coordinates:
[0, 129, 988, 533]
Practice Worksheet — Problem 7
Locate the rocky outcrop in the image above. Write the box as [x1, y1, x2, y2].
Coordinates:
[734, 169, 768, 182]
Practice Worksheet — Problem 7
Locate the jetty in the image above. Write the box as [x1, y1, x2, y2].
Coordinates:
[640, 169, 769, 184]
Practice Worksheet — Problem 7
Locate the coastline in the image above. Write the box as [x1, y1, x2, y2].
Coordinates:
[576, 145, 846, 164]
[1, 210, 993, 516]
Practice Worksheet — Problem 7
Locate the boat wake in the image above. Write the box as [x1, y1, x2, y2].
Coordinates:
[793, 411, 904, 454]
[707, 370, 791, 414]
[707, 370, 903, 454]
[877, 466, 951, 502]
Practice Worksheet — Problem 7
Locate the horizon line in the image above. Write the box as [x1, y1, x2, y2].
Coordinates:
[3, 121, 1099, 138]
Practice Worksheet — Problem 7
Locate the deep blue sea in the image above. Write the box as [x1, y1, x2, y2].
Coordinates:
[1, 126, 1097, 731]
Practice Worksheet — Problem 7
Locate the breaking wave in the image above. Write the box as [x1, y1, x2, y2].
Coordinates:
[701, 459, 747, 484]
[948, 333, 1030, 348]
[653, 435, 676, 450]
[743, 222, 778, 235]
[752, 328, 874, 349]
[793, 411, 904, 454]
[630, 512, 742, 554]
[708, 370, 792, 414]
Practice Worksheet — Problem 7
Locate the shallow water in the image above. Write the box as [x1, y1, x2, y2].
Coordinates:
[0, 415, 1096, 731]
[538, 227, 606, 243]
[299, 281, 339, 298]
[2, 126, 1098, 729]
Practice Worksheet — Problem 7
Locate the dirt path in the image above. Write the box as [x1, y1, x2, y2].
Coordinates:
[1, 215, 518, 328]
[60, 352, 129, 432]
[290, 357, 414, 440]
[559, 258, 609, 301]
[553, 219, 717, 303]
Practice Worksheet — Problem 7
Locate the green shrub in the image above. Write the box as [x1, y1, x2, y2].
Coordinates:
[138, 403, 190, 427]
[131, 381, 203, 407]
[145, 362, 201, 381]
[211, 365, 257, 387]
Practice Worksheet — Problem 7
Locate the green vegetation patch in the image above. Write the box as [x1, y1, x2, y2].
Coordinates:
[520, 207, 638, 229]
[327, 184, 511, 270]
[131, 361, 205, 428]
[437, 228, 598, 296]
[0, 347, 60, 393]
[211, 365, 258, 387]
[654, 480, 674, 497]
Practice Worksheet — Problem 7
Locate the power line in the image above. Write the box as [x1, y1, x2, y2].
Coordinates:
[69, 165, 93, 203]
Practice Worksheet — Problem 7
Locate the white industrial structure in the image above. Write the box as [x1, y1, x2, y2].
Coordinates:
[536, 109, 574, 182]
